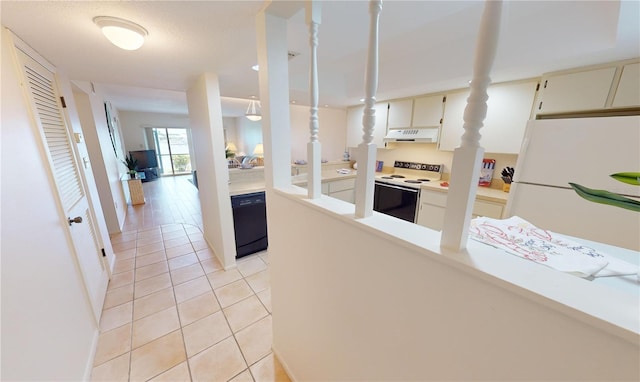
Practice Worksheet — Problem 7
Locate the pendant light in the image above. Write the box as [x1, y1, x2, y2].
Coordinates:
[94, 16, 148, 51]
[245, 100, 262, 121]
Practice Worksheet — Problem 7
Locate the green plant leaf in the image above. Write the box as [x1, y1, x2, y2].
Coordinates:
[569, 182, 640, 212]
[122, 153, 138, 170]
[610, 172, 640, 186]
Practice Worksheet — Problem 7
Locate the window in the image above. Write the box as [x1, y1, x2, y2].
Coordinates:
[152, 128, 192, 176]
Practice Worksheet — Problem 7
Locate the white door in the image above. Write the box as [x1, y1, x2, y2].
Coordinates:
[15, 48, 108, 321]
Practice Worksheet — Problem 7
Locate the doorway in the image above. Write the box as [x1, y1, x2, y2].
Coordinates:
[14, 45, 108, 322]
[152, 127, 193, 176]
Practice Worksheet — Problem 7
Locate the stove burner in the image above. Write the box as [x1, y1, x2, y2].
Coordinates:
[390, 175, 405, 178]
[417, 178, 432, 182]
[405, 180, 422, 184]
[380, 176, 393, 179]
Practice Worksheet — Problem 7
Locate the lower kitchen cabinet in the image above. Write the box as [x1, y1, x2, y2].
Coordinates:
[325, 178, 356, 203]
[299, 177, 356, 204]
[416, 189, 505, 230]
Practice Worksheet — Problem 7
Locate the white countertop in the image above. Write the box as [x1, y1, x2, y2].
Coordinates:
[229, 168, 356, 196]
[292, 169, 357, 184]
[420, 181, 509, 203]
[228, 169, 509, 202]
[228, 180, 267, 196]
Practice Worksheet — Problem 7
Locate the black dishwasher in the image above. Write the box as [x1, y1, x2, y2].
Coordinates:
[231, 192, 268, 258]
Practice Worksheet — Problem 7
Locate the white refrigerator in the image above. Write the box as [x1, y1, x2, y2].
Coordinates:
[506, 115, 640, 251]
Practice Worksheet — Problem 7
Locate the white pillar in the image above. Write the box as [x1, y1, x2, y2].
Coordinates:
[306, 1, 322, 199]
[441, 0, 502, 251]
[186, 73, 237, 269]
[256, 9, 293, 190]
[355, 0, 383, 218]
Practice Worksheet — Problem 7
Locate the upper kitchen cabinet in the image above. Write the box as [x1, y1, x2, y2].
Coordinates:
[535, 59, 640, 114]
[536, 66, 616, 114]
[346, 102, 389, 148]
[439, 80, 538, 154]
[412, 94, 445, 127]
[387, 99, 413, 129]
[612, 62, 640, 108]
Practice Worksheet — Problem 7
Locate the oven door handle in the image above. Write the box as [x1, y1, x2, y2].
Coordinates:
[374, 181, 420, 193]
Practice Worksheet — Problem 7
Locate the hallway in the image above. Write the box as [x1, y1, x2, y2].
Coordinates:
[91, 176, 289, 381]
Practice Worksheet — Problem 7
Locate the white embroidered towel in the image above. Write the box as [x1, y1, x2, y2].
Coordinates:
[468, 216, 636, 278]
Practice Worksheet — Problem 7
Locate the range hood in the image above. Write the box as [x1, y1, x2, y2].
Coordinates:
[383, 127, 439, 143]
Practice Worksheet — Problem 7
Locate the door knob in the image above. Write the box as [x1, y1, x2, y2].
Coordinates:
[68, 216, 83, 225]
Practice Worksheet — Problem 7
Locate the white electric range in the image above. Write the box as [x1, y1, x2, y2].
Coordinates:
[373, 161, 443, 222]
[375, 161, 443, 189]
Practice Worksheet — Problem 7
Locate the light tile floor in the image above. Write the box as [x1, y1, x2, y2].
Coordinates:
[91, 176, 289, 381]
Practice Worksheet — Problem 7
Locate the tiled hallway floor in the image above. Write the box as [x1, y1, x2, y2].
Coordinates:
[91, 176, 289, 381]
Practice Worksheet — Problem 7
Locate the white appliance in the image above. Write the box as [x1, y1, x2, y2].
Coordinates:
[375, 161, 443, 188]
[383, 127, 439, 143]
[507, 115, 640, 251]
[373, 161, 443, 223]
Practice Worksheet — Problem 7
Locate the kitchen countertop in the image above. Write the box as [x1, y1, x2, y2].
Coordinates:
[229, 167, 507, 203]
[229, 180, 268, 196]
[420, 181, 509, 203]
[292, 169, 357, 185]
[229, 168, 356, 196]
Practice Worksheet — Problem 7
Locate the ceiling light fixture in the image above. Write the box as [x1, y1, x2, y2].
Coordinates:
[93, 16, 148, 51]
[245, 100, 262, 121]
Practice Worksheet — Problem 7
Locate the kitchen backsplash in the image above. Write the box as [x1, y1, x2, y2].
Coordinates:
[349, 142, 518, 189]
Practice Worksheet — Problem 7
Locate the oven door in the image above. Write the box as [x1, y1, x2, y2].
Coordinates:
[373, 181, 420, 223]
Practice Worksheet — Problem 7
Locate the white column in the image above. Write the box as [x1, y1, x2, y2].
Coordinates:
[256, 9, 293, 190]
[355, 0, 383, 218]
[441, 0, 502, 251]
[306, 1, 322, 199]
[186, 73, 237, 269]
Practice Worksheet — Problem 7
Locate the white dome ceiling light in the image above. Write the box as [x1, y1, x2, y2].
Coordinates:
[93, 16, 148, 51]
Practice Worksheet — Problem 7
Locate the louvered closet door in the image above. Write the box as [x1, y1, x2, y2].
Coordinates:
[16, 48, 108, 322]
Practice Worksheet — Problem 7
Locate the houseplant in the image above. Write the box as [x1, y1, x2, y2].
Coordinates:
[122, 153, 138, 179]
[570, 172, 640, 212]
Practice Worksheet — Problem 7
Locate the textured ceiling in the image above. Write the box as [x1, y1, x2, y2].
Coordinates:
[2, 1, 638, 116]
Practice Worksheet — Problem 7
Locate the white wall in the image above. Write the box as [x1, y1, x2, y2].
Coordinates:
[118, 110, 190, 154]
[370, 142, 517, 187]
[235, 117, 263, 157]
[117, 110, 198, 173]
[223, 116, 238, 151]
[1, 27, 98, 381]
[269, 190, 639, 381]
[221, 105, 348, 163]
[289, 105, 348, 162]
[73, 85, 128, 234]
